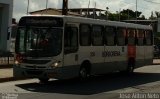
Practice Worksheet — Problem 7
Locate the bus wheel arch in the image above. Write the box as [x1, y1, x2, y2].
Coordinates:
[79, 60, 91, 79]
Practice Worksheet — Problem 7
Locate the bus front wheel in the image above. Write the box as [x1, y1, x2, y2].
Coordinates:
[79, 67, 88, 79]
[79, 62, 91, 80]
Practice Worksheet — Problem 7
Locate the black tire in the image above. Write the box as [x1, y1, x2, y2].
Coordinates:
[127, 62, 134, 74]
[121, 59, 135, 74]
[38, 78, 49, 83]
[126, 59, 135, 74]
[79, 67, 88, 79]
[79, 64, 90, 80]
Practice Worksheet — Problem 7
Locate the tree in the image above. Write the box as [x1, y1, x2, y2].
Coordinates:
[155, 11, 160, 18]
[139, 15, 146, 20]
[98, 8, 144, 21]
[149, 11, 157, 20]
[120, 9, 142, 20]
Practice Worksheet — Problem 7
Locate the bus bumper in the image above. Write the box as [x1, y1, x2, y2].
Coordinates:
[13, 65, 62, 79]
[13, 65, 79, 80]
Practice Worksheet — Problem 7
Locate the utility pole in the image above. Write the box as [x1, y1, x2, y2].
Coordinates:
[46, 0, 48, 9]
[62, 0, 68, 15]
[93, 2, 96, 19]
[119, 8, 121, 21]
[136, 0, 137, 21]
[27, 0, 30, 15]
[87, 0, 90, 16]
[106, 7, 109, 20]
[128, 9, 129, 20]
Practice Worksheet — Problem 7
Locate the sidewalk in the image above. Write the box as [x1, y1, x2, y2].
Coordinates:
[0, 68, 14, 82]
[0, 59, 160, 83]
[0, 65, 27, 83]
[153, 59, 160, 65]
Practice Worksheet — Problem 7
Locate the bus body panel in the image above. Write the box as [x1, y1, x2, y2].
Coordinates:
[89, 46, 105, 74]
[104, 46, 128, 73]
[144, 46, 153, 65]
[135, 46, 145, 68]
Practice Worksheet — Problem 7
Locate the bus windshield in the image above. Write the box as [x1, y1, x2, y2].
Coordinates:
[16, 27, 62, 57]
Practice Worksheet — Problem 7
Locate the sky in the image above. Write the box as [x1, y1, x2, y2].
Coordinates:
[13, 0, 160, 21]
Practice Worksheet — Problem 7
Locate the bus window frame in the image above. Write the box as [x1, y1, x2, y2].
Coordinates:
[91, 25, 104, 46]
[104, 26, 116, 46]
[137, 29, 145, 46]
[116, 27, 127, 46]
[127, 28, 136, 45]
[144, 30, 153, 46]
[64, 25, 79, 54]
[79, 24, 91, 46]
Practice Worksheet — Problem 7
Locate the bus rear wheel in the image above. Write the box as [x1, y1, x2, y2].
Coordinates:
[126, 59, 135, 74]
[121, 59, 135, 74]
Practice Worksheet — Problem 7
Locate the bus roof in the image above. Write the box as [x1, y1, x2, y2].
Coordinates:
[20, 15, 152, 30]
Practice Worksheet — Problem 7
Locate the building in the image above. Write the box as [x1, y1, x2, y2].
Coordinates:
[30, 8, 106, 19]
[59, 8, 106, 19]
[0, 0, 13, 52]
[30, 8, 81, 16]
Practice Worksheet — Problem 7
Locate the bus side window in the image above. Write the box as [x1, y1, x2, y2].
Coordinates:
[117, 27, 126, 46]
[145, 30, 152, 45]
[137, 29, 144, 46]
[64, 26, 78, 54]
[92, 25, 103, 46]
[127, 28, 136, 45]
[104, 26, 116, 46]
[80, 24, 91, 46]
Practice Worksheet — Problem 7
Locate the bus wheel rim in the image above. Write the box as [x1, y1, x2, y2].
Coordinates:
[80, 68, 87, 78]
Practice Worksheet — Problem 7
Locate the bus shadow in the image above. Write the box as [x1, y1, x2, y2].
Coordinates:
[16, 72, 160, 95]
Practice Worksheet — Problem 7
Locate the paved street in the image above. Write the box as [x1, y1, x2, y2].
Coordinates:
[0, 65, 160, 99]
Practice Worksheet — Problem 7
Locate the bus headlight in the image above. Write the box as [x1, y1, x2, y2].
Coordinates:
[51, 62, 59, 67]
[15, 60, 20, 65]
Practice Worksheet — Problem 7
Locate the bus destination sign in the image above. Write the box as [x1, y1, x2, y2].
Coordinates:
[19, 17, 63, 27]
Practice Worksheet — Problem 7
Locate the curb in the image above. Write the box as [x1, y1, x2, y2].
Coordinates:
[0, 77, 29, 83]
[0, 65, 13, 69]
[152, 63, 160, 65]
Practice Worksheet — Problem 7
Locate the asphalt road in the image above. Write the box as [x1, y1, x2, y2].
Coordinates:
[1, 65, 160, 99]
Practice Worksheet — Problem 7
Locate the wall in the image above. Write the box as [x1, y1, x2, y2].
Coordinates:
[0, 0, 13, 52]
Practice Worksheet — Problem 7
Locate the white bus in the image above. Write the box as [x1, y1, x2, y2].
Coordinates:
[13, 15, 153, 82]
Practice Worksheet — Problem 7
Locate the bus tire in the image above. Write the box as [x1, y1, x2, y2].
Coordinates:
[38, 78, 49, 83]
[126, 58, 135, 74]
[121, 58, 135, 74]
[79, 62, 91, 80]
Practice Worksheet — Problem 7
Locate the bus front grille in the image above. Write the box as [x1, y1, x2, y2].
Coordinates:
[25, 66, 46, 69]
[23, 59, 50, 64]
[26, 70, 43, 75]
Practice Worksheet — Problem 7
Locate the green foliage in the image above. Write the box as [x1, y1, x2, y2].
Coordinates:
[103, 8, 143, 21]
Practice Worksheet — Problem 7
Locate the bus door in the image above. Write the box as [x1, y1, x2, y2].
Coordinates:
[127, 29, 136, 66]
[63, 23, 79, 78]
